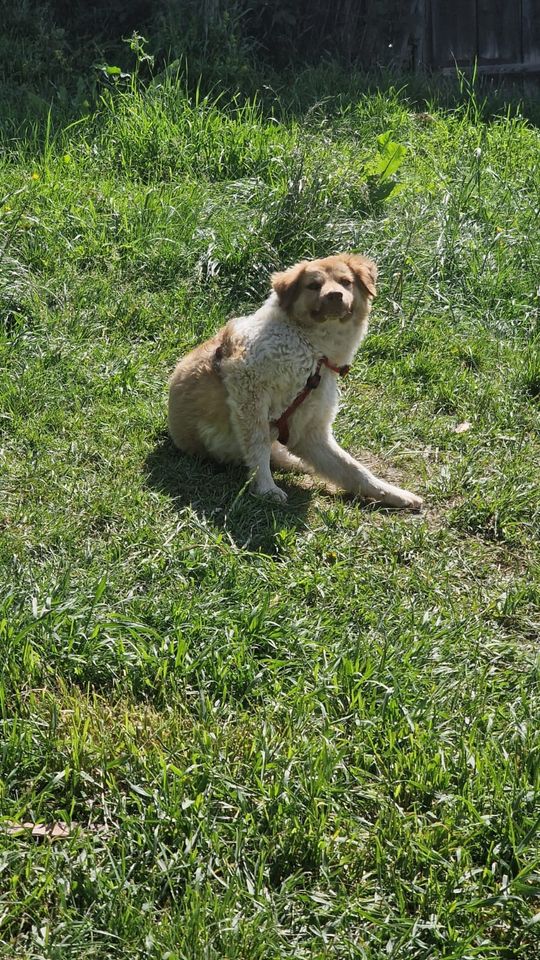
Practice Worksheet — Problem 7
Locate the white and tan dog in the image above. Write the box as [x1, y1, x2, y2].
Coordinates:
[168, 253, 422, 509]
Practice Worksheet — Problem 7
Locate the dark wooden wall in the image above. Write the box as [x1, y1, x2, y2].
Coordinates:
[430, 0, 540, 75]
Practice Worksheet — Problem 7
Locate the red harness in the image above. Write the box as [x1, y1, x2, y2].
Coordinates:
[272, 356, 350, 446]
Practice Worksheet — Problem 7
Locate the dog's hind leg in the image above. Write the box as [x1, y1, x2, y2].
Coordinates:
[271, 442, 313, 476]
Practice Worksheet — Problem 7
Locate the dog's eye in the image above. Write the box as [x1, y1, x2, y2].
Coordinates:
[340, 278, 352, 287]
[307, 281, 322, 291]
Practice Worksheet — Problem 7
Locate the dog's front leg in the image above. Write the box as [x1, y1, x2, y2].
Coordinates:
[229, 408, 287, 502]
[293, 433, 423, 509]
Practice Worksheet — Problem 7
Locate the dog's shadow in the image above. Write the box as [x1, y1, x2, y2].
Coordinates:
[144, 431, 314, 553]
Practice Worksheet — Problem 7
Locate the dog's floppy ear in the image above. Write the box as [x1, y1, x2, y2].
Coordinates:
[345, 255, 378, 299]
[271, 261, 307, 310]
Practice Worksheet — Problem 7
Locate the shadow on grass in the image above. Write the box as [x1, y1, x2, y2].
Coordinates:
[144, 431, 313, 554]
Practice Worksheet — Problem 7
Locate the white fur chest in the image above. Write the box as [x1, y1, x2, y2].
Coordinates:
[229, 307, 318, 421]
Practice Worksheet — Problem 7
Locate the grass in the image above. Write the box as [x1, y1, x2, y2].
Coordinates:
[0, 67, 539, 959]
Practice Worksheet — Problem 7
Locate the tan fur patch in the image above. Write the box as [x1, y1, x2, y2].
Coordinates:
[168, 329, 239, 460]
[271, 261, 307, 309]
[344, 254, 378, 298]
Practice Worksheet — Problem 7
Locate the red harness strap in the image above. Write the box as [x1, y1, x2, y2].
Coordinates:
[272, 356, 350, 446]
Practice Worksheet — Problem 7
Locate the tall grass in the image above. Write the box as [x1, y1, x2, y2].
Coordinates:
[0, 66, 539, 959]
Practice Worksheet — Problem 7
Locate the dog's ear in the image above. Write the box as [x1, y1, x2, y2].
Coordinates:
[271, 261, 307, 310]
[345, 255, 378, 299]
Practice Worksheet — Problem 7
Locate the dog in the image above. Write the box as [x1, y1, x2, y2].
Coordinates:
[168, 253, 423, 510]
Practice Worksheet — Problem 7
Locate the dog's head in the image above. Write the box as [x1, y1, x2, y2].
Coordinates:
[271, 253, 377, 328]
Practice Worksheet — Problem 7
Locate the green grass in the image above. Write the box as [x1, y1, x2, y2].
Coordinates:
[1, 71, 539, 959]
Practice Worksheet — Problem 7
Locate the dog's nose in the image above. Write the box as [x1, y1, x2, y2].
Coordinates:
[324, 290, 343, 302]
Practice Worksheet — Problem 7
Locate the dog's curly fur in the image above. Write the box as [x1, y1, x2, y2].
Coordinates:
[168, 253, 422, 509]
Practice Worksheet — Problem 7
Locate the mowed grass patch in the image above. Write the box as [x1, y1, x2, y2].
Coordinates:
[1, 75, 539, 958]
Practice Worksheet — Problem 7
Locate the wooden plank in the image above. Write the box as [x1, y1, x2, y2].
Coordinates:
[410, 0, 431, 69]
[523, 0, 540, 65]
[389, 0, 428, 69]
[477, 0, 521, 63]
[441, 62, 540, 76]
[431, 0, 477, 67]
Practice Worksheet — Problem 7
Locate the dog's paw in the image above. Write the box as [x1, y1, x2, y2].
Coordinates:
[368, 483, 423, 511]
[254, 483, 288, 503]
[386, 489, 423, 511]
[401, 492, 423, 511]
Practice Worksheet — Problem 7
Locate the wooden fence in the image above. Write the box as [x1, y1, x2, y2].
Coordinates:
[178, 1, 540, 76]
[411, 0, 540, 75]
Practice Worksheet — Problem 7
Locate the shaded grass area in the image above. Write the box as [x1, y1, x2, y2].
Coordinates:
[1, 72, 539, 958]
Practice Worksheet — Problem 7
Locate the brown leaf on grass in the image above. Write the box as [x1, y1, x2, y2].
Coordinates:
[453, 421, 472, 434]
